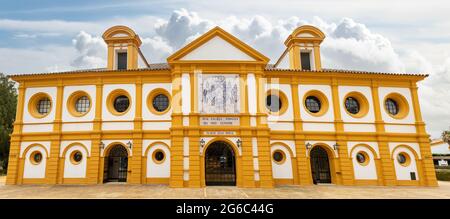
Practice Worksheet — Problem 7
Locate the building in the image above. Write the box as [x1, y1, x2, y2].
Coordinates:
[431, 139, 450, 167]
[6, 25, 438, 187]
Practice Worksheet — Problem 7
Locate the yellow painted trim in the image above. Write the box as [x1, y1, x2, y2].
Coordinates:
[272, 149, 286, 165]
[355, 151, 370, 166]
[106, 89, 132, 116]
[302, 89, 329, 117]
[29, 151, 43, 165]
[69, 150, 83, 165]
[28, 92, 52, 119]
[265, 89, 289, 116]
[167, 26, 269, 63]
[66, 90, 92, 117]
[343, 91, 370, 118]
[147, 88, 171, 115]
[383, 92, 410, 120]
[151, 149, 166, 164]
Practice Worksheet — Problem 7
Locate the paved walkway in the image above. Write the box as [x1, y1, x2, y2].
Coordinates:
[0, 176, 449, 199]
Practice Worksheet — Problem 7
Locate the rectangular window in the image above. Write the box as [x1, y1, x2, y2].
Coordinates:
[117, 52, 127, 70]
[301, 52, 311, 70]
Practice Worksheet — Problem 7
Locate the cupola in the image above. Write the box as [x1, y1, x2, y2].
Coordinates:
[283, 25, 325, 70]
[102, 25, 143, 70]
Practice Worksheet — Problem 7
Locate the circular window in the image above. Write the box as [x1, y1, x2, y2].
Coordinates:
[343, 92, 369, 118]
[384, 93, 409, 120]
[272, 150, 286, 164]
[67, 91, 91, 117]
[114, 95, 129, 112]
[30, 151, 43, 165]
[266, 95, 281, 112]
[107, 89, 131, 115]
[356, 152, 369, 166]
[265, 90, 288, 115]
[152, 149, 166, 164]
[345, 97, 360, 114]
[70, 150, 83, 165]
[28, 93, 52, 118]
[385, 98, 398, 115]
[397, 152, 411, 167]
[148, 89, 171, 115]
[303, 90, 329, 116]
[305, 96, 321, 113]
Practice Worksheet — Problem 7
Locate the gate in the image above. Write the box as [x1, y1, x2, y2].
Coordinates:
[205, 141, 236, 186]
[104, 145, 128, 183]
[310, 146, 332, 184]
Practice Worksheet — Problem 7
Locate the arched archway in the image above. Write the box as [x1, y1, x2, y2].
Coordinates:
[204, 141, 236, 186]
[310, 146, 332, 184]
[103, 144, 128, 183]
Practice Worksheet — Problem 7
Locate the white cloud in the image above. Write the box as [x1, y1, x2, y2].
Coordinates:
[70, 31, 107, 69]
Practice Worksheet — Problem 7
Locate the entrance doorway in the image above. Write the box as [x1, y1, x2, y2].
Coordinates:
[104, 144, 128, 183]
[310, 146, 332, 184]
[205, 141, 236, 186]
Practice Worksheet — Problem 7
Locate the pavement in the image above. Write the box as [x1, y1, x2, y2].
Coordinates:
[0, 176, 449, 199]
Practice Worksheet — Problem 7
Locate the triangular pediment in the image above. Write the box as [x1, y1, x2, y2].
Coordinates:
[167, 27, 269, 64]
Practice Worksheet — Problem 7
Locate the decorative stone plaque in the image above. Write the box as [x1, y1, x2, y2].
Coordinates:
[203, 131, 237, 135]
[200, 117, 240, 126]
[199, 74, 240, 114]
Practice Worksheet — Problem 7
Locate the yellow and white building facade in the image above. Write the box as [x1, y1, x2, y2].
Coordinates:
[6, 25, 438, 187]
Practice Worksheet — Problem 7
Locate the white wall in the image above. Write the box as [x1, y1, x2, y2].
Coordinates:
[145, 142, 171, 178]
[378, 87, 415, 124]
[180, 36, 255, 61]
[21, 142, 50, 179]
[350, 145, 378, 180]
[102, 84, 136, 121]
[22, 87, 57, 132]
[338, 86, 375, 123]
[62, 144, 89, 178]
[62, 85, 96, 122]
[265, 83, 294, 122]
[391, 145, 419, 180]
[142, 83, 172, 121]
[271, 144, 293, 179]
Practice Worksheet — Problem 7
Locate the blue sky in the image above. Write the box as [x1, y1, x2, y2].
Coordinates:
[0, 0, 449, 138]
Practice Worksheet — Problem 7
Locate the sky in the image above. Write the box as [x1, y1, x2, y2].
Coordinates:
[0, 0, 449, 138]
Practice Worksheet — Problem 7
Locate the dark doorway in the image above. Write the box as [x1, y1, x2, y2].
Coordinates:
[205, 141, 236, 186]
[310, 146, 332, 184]
[103, 145, 128, 183]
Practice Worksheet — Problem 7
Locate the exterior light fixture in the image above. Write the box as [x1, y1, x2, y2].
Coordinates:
[99, 141, 105, 150]
[236, 139, 242, 148]
[127, 141, 133, 150]
[333, 143, 339, 151]
[305, 142, 312, 150]
[200, 138, 206, 148]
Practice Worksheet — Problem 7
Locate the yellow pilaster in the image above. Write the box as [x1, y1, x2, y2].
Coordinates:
[410, 82, 438, 186]
[313, 43, 322, 70]
[330, 78, 354, 185]
[290, 77, 311, 185]
[86, 79, 103, 184]
[46, 80, 64, 184]
[6, 83, 25, 185]
[169, 68, 184, 187]
[240, 70, 256, 188]
[255, 73, 274, 188]
[130, 78, 143, 184]
[371, 81, 396, 186]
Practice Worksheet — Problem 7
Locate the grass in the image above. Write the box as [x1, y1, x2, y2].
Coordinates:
[436, 169, 450, 181]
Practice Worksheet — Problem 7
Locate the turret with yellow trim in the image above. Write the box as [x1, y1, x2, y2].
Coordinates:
[284, 25, 325, 70]
[102, 25, 143, 70]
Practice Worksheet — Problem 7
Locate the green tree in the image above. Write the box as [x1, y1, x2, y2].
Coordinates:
[0, 73, 17, 173]
[443, 129, 450, 146]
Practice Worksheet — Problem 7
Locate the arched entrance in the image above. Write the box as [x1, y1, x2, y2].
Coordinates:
[310, 146, 331, 184]
[103, 144, 128, 183]
[205, 141, 236, 186]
